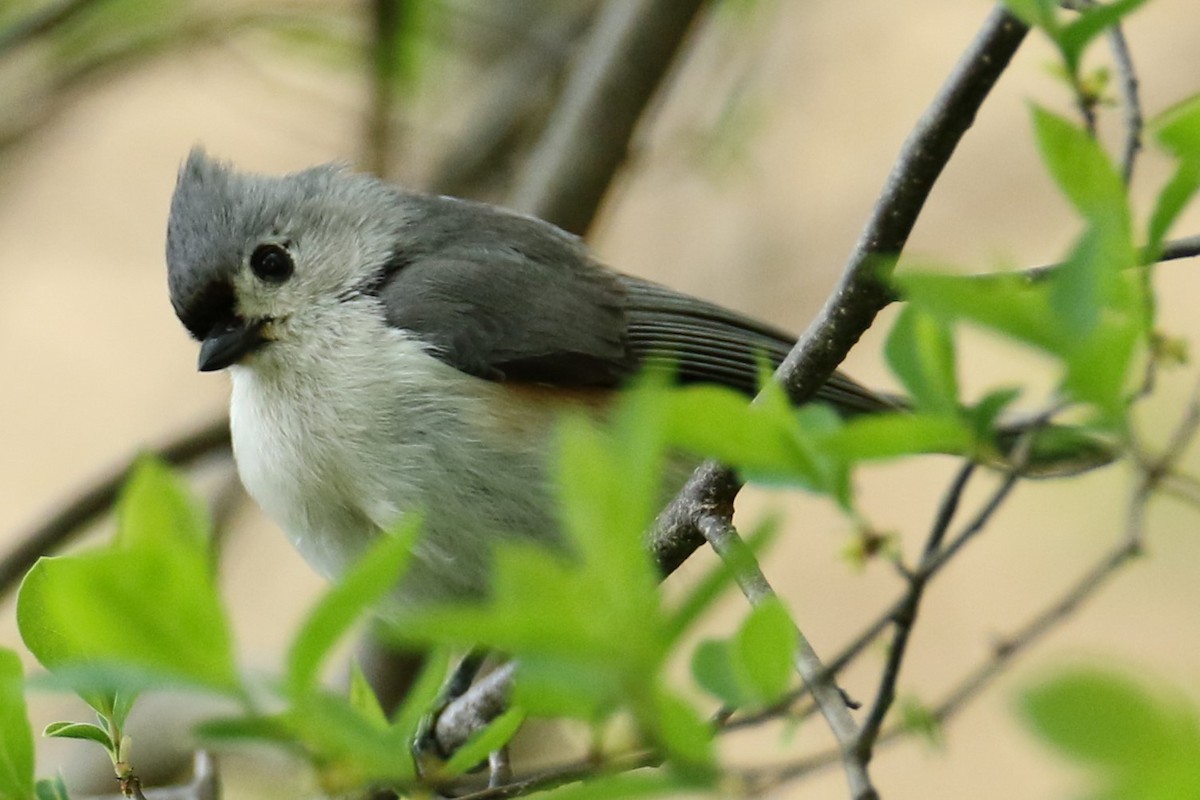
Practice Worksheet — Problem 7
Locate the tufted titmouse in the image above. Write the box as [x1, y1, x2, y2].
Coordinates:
[165, 149, 897, 605]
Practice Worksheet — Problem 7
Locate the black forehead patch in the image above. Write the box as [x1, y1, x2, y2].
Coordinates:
[166, 149, 252, 331]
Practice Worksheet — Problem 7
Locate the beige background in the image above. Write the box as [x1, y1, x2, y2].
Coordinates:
[2, 1, 1200, 797]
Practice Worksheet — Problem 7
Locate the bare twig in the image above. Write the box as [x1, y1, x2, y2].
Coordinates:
[1106, 21, 1143, 184]
[745, 378, 1200, 792]
[508, 0, 706, 235]
[450, 750, 658, 800]
[1059, 0, 1144, 183]
[855, 463, 976, 759]
[697, 514, 875, 800]
[0, 417, 230, 600]
[1010, 233, 1200, 287]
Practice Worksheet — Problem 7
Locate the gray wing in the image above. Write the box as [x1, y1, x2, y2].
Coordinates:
[379, 253, 634, 385]
[377, 194, 895, 414]
[619, 275, 897, 415]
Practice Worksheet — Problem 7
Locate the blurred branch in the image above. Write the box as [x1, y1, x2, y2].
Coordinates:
[0, 0, 101, 57]
[508, 0, 707, 235]
[428, 7, 595, 198]
[364, 0, 403, 177]
[0, 418, 230, 600]
[1107, 18, 1143, 184]
[434, 661, 515, 756]
[652, 4, 1031, 578]
[0, 8, 317, 155]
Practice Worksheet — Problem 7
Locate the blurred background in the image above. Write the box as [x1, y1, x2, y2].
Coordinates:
[1, 0, 1199, 797]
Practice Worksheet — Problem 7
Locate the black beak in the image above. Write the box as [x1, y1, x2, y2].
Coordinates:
[198, 318, 268, 372]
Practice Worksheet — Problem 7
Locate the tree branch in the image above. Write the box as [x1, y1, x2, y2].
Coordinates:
[652, 3, 1031, 580]
[508, 0, 707, 235]
[697, 513, 876, 800]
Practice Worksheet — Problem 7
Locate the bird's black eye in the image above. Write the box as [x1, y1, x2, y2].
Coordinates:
[249, 243, 294, 284]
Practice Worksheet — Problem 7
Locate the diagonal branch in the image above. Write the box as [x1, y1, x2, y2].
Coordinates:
[697, 513, 876, 800]
[652, 3, 1031, 578]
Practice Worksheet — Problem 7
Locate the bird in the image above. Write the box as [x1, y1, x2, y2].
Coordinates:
[165, 148, 898, 607]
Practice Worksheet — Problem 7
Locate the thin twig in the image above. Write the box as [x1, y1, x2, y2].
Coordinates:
[1008, 233, 1200, 287]
[451, 750, 658, 800]
[748, 377, 1200, 792]
[1058, 0, 1144, 182]
[1106, 21, 1143, 184]
[855, 463, 976, 759]
[697, 513, 876, 800]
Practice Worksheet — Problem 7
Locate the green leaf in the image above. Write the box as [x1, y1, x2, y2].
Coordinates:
[43, 721, 113, 752]
[17, 545, 238, 704]
[1056, 0, 1150, 75]
[286, 517, 422, 699]
[1001, 0, 1057, 31]
[194, 715, 294, 744]
[1147, 161, 1200, 255]
[440, 706, 525, 778]
[34, 776, 69, 800]
[885, 306, 959, 415]
[691, 598, 796, 712]
[1152, 93, 1200, 160]
[288, 691, 419, 787]
[1021, 669, 1186, 766]
[387, 648, 451, 749]
[540, 770, 707, 800]
[664, 385, 844, 492]
[0, 648, 34, 800]
[899, 695, 943, 747]
[829, 413, 974, 462]
[1148, 95, 1200, 252]
[1019, 667, 1200, 800]
[1031, 106, 1128, 228]
[900, 271, 1061, 352]
[511, 657, 622, 722]
[649, 689, 713, 768]
[691, 639, 744, 708]
[346, 660, 388, 732]
[115, 457, 210, 560]
[733, 598, 796, 705]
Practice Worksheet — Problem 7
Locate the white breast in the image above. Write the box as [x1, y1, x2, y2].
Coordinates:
[228, 306, 562, 606]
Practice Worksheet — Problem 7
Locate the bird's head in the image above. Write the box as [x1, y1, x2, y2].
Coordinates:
[165, 147, 406, 372]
